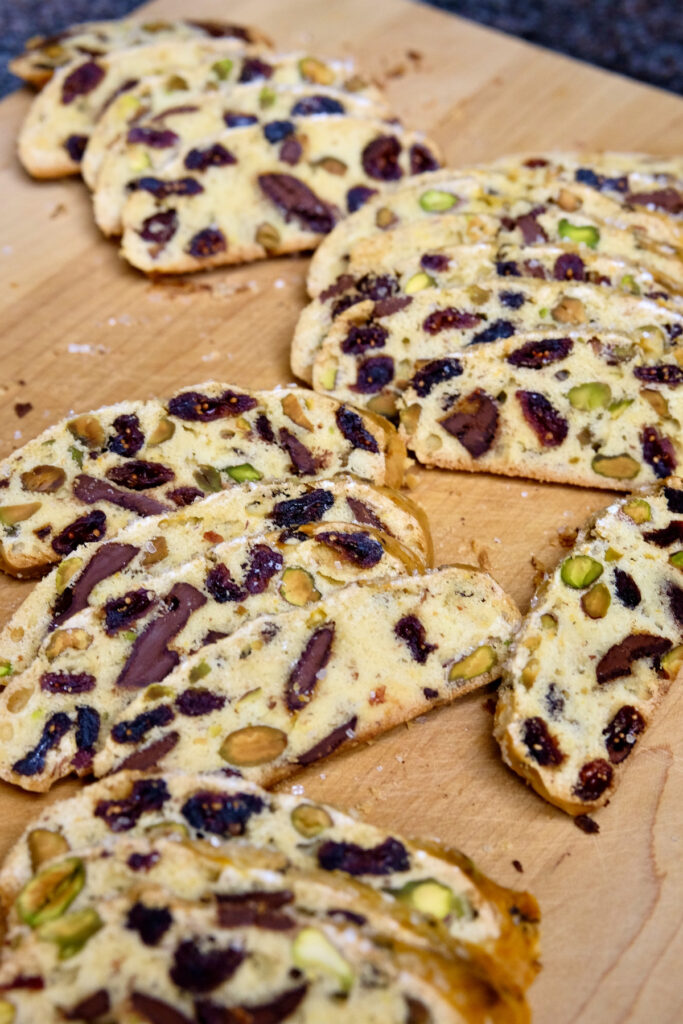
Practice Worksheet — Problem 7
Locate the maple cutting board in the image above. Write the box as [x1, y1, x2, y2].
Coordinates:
[0, 0, 682, 1020]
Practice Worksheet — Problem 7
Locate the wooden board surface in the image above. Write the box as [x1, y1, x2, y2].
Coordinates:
[1, 1, 682, 1020]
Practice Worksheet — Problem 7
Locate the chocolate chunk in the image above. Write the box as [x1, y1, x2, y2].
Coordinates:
[516, 390, 568, 447]
[175, 688, 226, 716]
[64, 990, 111, 1021]
[613, 569, 641, 609]
[243, 544, 284, 594]
[258, 174, 337, 233]
[94, 777, 170, 831]
[181, 790, 266, 836]
[496, 260, 521, 277]
[64, 134, 88, 162]
[75, 705, 100, 754]
[634, 365, 683, 387]
[185, 144, 236, 170]
[205, 563, 244, 603]
[238, 57, 274, 82]
[423, 687, 439, 699]
[272, 488, 334, 527]
[573, 759, 613, 802]
[596, 632, 672, 684]
[316, 530, 383, 566]
[108, 414, 145, 457]
[111, 704, 175, 744]
[167, 486, 204, 507]
[335, 406, 380, 453]
[104, 588, 156, 635]
[362, 135, 404, 181]
[298, 714, 357, 766]
[278, 428, 318, 475]
[411, 357, 463, 397]
[319, 274, 356, 303]
[61, 60, 104, 103]
[668, 583, 683, 627]
[116, 732, 179, 772]
[373, 295, 413, 318]
[187, 20, 252, 39]
[195, 985, 308, 1024]
[626, 188, 683, 214]
[224, 111, 258, 127]
[642, 520, 683, 547]
[553, 253, 586, 281]
[521, 716, 564, 766]
[318, 836, 410, 875]
[217, 890, 295, 931]
[279, 137, 302, 165]
[341, 323, 388, 355]
[127, 851, 160, 872]
[168, 388, 256, 421]
[293, 94, 344, 115]
[394, 614, 437, 664]
[663, 487, 683, 513]
[106, 460, 175, 491]
[603, 705, 646, 764]
[74, 474, 169, 515]
[351, 355, 395, 393]
[471, 319, 516, 345]
[171, 940, 245, 993]
[346, 497, 384, 531]
[187, 227, 228, 259]
[139, 210, 178, 246]
[507, 338, 572, 368]
[641, 425, 677, 477]
[513, 209, 548, 244]
[40, 671, 95, 695]
[127, 125, 179, 148]
[131, 993, 192, 1024]
[440, 390, 499, 457]
[255, 412, 275, 444]
[52, 509, 107, 555]
[129, 176, 203, 199]
[422, 308, 481, 334]
[115, 583, 207, 689]
[410, 142, 439, 174]
[12, 712, 71, 777]
[126, 902, 172, 947]
[500, 290, 525, 309]
[286, 624, 335, 711]
[52, 543, 138, 630]
[264, 119, 295, 143]
[347, 185, 378, 212]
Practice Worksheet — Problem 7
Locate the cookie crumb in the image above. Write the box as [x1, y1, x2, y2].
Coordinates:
[512, 859, 523, 873]
[482, 696, 497, 715]
[574, 813, 600, 834]
[14, 402, 32, 418]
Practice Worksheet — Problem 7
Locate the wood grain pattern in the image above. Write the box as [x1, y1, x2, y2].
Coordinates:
[0, 1, 682, 1020]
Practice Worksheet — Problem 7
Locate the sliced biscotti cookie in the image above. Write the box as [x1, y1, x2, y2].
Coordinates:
[83, 81, 391, 193]
[292, 240, 683, 382]
[306, 170, 683, 296]
[495, 480, 683, 814]
[0, 383, 405, 579]
[117, 120, 441, 273]
[0, 772, 540, 994]
[0, 476, 431, 678]
[0, 522, 421, 791]
[398, 332, 683, 489]
[309, 280, 683, 415]
[10, 17, 273, 87]
[92, 566, 520, 784]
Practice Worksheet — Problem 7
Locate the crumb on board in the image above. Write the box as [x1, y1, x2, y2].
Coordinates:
[574, 814, 600, 834]
[512, 859, 524, 873]
[13, 402, 32, 418]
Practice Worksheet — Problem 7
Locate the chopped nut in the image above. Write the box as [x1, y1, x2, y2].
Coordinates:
[255, 222, 281, 252]
[557, 188, 582, 211]
[567, 382, 611, 411]
[622, 498, 651, 524]
[37, 906, 102, 959]
[219, 725, 287, 766]
[27, 829, 70, 871]
[17, 857, 84, 927]
[315, 156, 347, 175]
[0, 502, 41, 526]
[419, 189, 456, 212]
[560, 555, 603, 589]
[581, 582, 611, 619]
[404, 271, 435, 294]
[291, 802, 333, 838]
[148, 418, 175, 446]
[449, 644, 496, 682]
[20, 465, 66, 493]
[281, 394, 313, 431]
[45, 628, 93, 661]
[591, 453, 640, 479]
[551, 296, 586, 324]
[67, 415, 104, 449]
[640, 388, 670, 419]
[298, 56, 334, 84]
[375, 206, 398, 229]
[141, 536, 168, 567]
[280, 567, 320, 607]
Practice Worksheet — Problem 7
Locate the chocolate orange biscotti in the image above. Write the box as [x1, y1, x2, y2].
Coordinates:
[0, 383, 406, 578]
[0, 476, 432, 678]
[9, 17, 273, 88]
[0, 771, 540, 995]
[495, 480, 683, 814]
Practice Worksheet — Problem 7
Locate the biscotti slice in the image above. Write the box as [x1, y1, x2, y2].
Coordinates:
[0, 772, 540, 993]
[398, 331, 683, 489]
[0, 476, 431, 678]
[10, 17, 272, 87]
[309, 279, 683, 416]
[495, 479, 683, 814]
[0, 382, 405, 578]
[117, 120, 441, 273]
[307, 170, 683, 296]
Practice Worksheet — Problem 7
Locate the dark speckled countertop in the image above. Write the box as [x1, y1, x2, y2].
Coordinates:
[1, 0, 681, 98]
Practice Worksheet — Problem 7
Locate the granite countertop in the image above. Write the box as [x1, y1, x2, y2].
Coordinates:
[1, 0, 681, 98]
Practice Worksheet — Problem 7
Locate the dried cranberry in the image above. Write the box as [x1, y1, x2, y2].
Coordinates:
[351, 355, 394, 393]
[104, 588, 155, 634]
[362, 135, 404, 181]
[75, 706, 100, 752]
[286, 624, 335, 711]
[94, 777, 170, 831]
[195, 985, 308, 1024]
[130, 176, 203, 199]
[627, 188, 683, 214]
[613, 569, 641, 608]
[264, 120, 295, 143]
[181, 789, 266, 835]
[279, 137, 302, 165]
[175, 689, 225, 716]
[106, 460, 174, 490]
[111, 704, 174, 744]
[139, 210, 178, 246]
[642, 520, 683, 546]
[411, 357, 462, 397]
[127, 852, 160, 872]
[244, 544, 284, 594]
[61, 60, 105, 104]
[316, 530, 383, 565]
[347, 185, 378, 212]
[521, 716, 564, 766]
[553, 253, 586, 280]
[52, 510, 106, 555]
[669, 583, 683, 627]
[168, 389, 256, 421]
[224, 111, 258, 127]
[116, 583, 206, 690]
[634, 364, 683, 387]
[516, 391, 568, 447]
[298, 715, 357, 765]
[335, 406, 380, 453]
[440, 390, 499, 457]
[507, 338, 572, 368]
[167, 486, 204, 507]
[573, 759, 613, 802]
[12, 712, 71, 777]
[127, 125, 179, 148]
[410, 143, 439, 173]
[108, 414, 145, 457]
[255, 412, 275, 443]
[641, 425, 677, 477]
[206, 563, 244, 603]
[278, 427, 318, 475]
[341, 323, 388, 354]
[187, 227, 227, 259]
[422, 308, 481, 334]
[575, 167, 627, 193]
[500, 290, 525, 309]
[184, 144, 236, 172]
[293, 94, 345, 115]
[318, 836, 410, 875]
[40, 671, 95, 695]
[471, 319, 516, 345]
[64, 134, 88, 162]
[258, 174, 337, 233]
[523, 259, 547, 279]
[238, 57, 273, 82]
[545, 683, 565, 718]
[664, 487, 683, 513]
[603, 705, 645, 764]
[596, 632, 672, 684]
[394, 615, 437, 664]
[421, 252, 450, 272]
[126, 902, 172, 947]
[496, 260, 521, 277]
[272, 488, 334, 528]
[357, 273, 400, 300]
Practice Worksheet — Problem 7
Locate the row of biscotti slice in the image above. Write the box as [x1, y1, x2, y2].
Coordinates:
[306, 277, 683, 413]
[0, 770, 540, 997]
[0, 565, 520, 792]
[9, 17, 274, 87]
[0, 382, 406, 578]
[396, 331, 683, 490]
[495, 478, 683, 815]
[306, 161, 683, 295]
[0, 475, 432, 676]
[292, 234, 683, 382]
